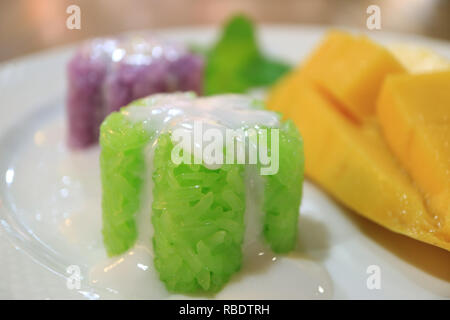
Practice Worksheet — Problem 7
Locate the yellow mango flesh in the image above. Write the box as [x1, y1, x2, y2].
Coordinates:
[302, 31, 405, 121]
[388, 44, 450, 73]
[377, 72, 450, 236]
[267, 73, 450, 251]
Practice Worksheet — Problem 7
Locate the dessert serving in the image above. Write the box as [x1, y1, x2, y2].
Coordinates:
[100, 92, 304, 292]
[0, 13, 448, 300]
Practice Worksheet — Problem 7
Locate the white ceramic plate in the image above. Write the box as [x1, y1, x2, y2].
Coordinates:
[0, 26, 449, 300]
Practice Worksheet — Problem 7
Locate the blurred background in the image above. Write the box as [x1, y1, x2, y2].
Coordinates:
[0, 0, 449, 62]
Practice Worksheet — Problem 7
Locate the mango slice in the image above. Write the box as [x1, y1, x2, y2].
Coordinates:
[377, 71, 450, 237]
[268, 73, 449, 251]
[302, 31, 404, 121]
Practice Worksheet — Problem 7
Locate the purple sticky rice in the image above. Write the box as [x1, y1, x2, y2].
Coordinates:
[66, 35, 204, 149]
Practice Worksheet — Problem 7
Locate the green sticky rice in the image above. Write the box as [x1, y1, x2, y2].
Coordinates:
[100, 111, 154, 256]
[262, 120, 304, 253]
[152, 134, 246, 292]
[99, 96, 304, 293]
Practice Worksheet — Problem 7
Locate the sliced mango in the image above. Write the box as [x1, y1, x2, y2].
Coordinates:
[268, 73, 450, 251]
[302, 31, 405, 121]
[377, 71, 450, 236]
[267, 31, 450, 250]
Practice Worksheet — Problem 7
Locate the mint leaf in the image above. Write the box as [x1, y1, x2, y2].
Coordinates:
[204, 14, 291, 95]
